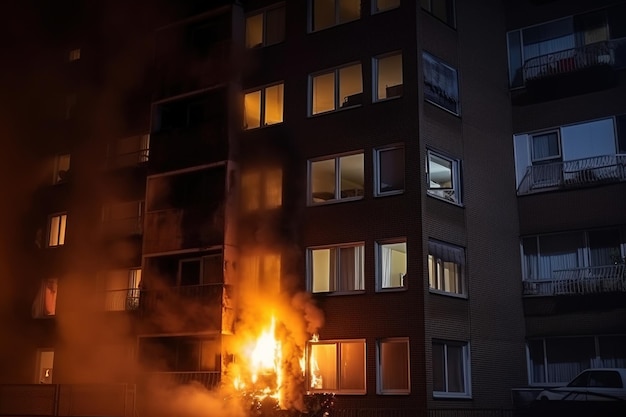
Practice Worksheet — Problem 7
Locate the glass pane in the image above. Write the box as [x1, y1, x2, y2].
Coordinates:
[312, 72, 335, 114]
[340, 342, 365, 390]
[378, 147, 404, 193]
[537, 232, 584, 278]
[432, 342, 445, 391]
[311, 343, 337, 389]
[311, 159, 336, 202]
[446, 344, 465, 392]
[429, 154, 453, 188]
[339, 0, 361, 23]
[339, 153, 363, 199]
[245, 14, 263, 48]
[381, 340, 409, 391]
[423, 53, 458, 113]
[312, 248, 333, 292]
[376, 54, 403, 100]
[180, 260, 201, 286]
[432, 0, 454, 26]
[380, 242, 406, 288]
[338, 246, 364, 291]
[264, 84, 284, 125]
[339, 64, 363, 107]
[244, 90, 261, 129]
[265, 7, 285, 45]
[588, 229, 620, 267]
[532, 132, 560, 161]
[313, 0, 335, 31]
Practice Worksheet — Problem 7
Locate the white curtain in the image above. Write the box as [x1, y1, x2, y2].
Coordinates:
[381, 246, 392, 288]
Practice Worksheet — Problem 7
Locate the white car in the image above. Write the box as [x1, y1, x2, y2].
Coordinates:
[537, 368, 626, 401]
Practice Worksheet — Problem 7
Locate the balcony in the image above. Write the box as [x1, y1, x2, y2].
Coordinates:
[103, 288, 141, 312]
[141, 371, 220, 390]
[517, 154, 626, 195]
[523, 264, 626, 296]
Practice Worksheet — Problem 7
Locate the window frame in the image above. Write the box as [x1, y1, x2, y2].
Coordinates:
[432, 339, 471, 399]
[309, 62, 363, 116]
[428, 239, 466, 297]
[377, 338, 410, 394]
[426, 149, 462, 205]
[245, 4, 286, 48]
[421, 0, 456, 28]
[376, 238, 407, 292]
[309, 0, 361, 32]
[372, 51, 404, 102]
[530, 129, 562, 163]
[308, 151, 365, 205]
[422, 51, 460, 115]
[243, 82, 285, 130]
[308, 242, 366, 294]
[47, 212, 67, 248]
[374, 144, 405, 196]
[308, 339, 367, 394]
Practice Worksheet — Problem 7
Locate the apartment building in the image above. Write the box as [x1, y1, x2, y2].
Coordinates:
[504, 0, 626, 395]
[13, 0, 626, 416]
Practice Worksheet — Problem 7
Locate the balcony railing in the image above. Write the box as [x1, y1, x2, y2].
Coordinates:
[523, 41, 615, 82]
[103, 288, 140, 312]
[517, 154, 626, 195]
[522, 264, 626, 296]
[143, 371, 221, 390]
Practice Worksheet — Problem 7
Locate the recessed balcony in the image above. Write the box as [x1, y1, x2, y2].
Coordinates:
[523, 264, 626, 296]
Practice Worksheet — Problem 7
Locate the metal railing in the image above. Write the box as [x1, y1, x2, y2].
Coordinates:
[145, 371, 221, 389]
[517, 154, 626, 195]
[103, 288, 141, 311]
[523, 41, 614, 82]
[523, 264, 626, 296]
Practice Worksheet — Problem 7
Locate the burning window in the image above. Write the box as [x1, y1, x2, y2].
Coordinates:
[243, 83, 284, 129]
[308, 340, 366, 393]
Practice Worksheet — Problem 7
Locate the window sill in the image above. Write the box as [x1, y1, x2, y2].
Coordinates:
[376, 286, 407, 293]
[309, 196, 364, 206]
[429, 288, 467, 299]
[433, 392, 472, 400]
[375, 189, 404, 198]
[426, 192, 463, 207]
[312, 290, 366, 296]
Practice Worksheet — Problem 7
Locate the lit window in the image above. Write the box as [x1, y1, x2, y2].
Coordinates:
[375, 145, 404, 195]
[309, 152, 364, 204]
[53, 153, 70, 184]
[48, 213, 67, 247]
[239, 252, 281, 294]
[309, 244, 365, 293]
[421, 0, 455, 27]
[308, 340, 366, 393]
[423, 52, 459, 115]
[432, 340, 471, 398]
[378, 338, 410, 394]
[246, 5, 286, 48]
[428, 240, 465, 296]
[32, 279, 58, 318]
[103, 268, 142, 311]
[377, 240, 407, 290]
[241, 168, 283, 211]
[310, 63, 363, 115]
[373, 52, 403, 101]
[244, 83, 284, 129]
[427, 150, 462, 204]
[373, 0, 400, 13]
[311, 0, 361, 32]
[37, 350, 54, 384]
[68, 48, 81, 61]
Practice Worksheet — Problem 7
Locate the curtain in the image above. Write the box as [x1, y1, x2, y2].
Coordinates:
[381, 246, 392, 288]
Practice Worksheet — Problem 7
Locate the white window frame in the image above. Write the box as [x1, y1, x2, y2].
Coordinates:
[243, 82, 284, 130]
[308, 339, 366, 394]
[374, 144, 405, 196]
[47, 213, 67, 247]
[372, 0, 400, 14]
[432, 339, 471, 398]
[377, 338, 410, 394]
[308, 243, 365, 294]
[309, 63, 363, 116]
[376, 239, 407, 291]
[309, 0, 361, 32]
[426, 150, 462, 205]
[530, 130, 562, 163]
[245, 4, 286, 48]
[422, 51, 460, 115]
[372, 51, 403, 102]
[308, 152, 364, 205]
[428, 239, 466, 297]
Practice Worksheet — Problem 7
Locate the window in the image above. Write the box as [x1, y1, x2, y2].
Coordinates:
[309, 243, 365, 293]
[178, 254, 223, 286]
[427, 150, 461, 204]
[36, 350, 54, 384]
[53, 153, 70, 184]
[531, 131, 561, 163]
[246, 5, 286, 48]
[373, 52, 403, 101]
[310, 0, 360, 32]
[32, 279, 58, 318]
[241, 167, 283, 211]
[309, 339, 366, 393]
[378, 338, 410, 394]
[432, 340, 471, 398]
[375, 145, 404, 195]
[423, 52, 459, 115]
[48, 213, 67, 247]
[428, 240, 465, 296]
[239, 252, 281, 294]
[310, 63, 363, 115]
[243, 83, 284, 129]
[377, 240, 407, 290]
[309, 152, 364, 204]
[421, 0, 455, 27]
[103, 268, 142, 311]
[68, 48, 80, 61]
[372, 0, 400, 13]
[527, 335, 626, 385]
